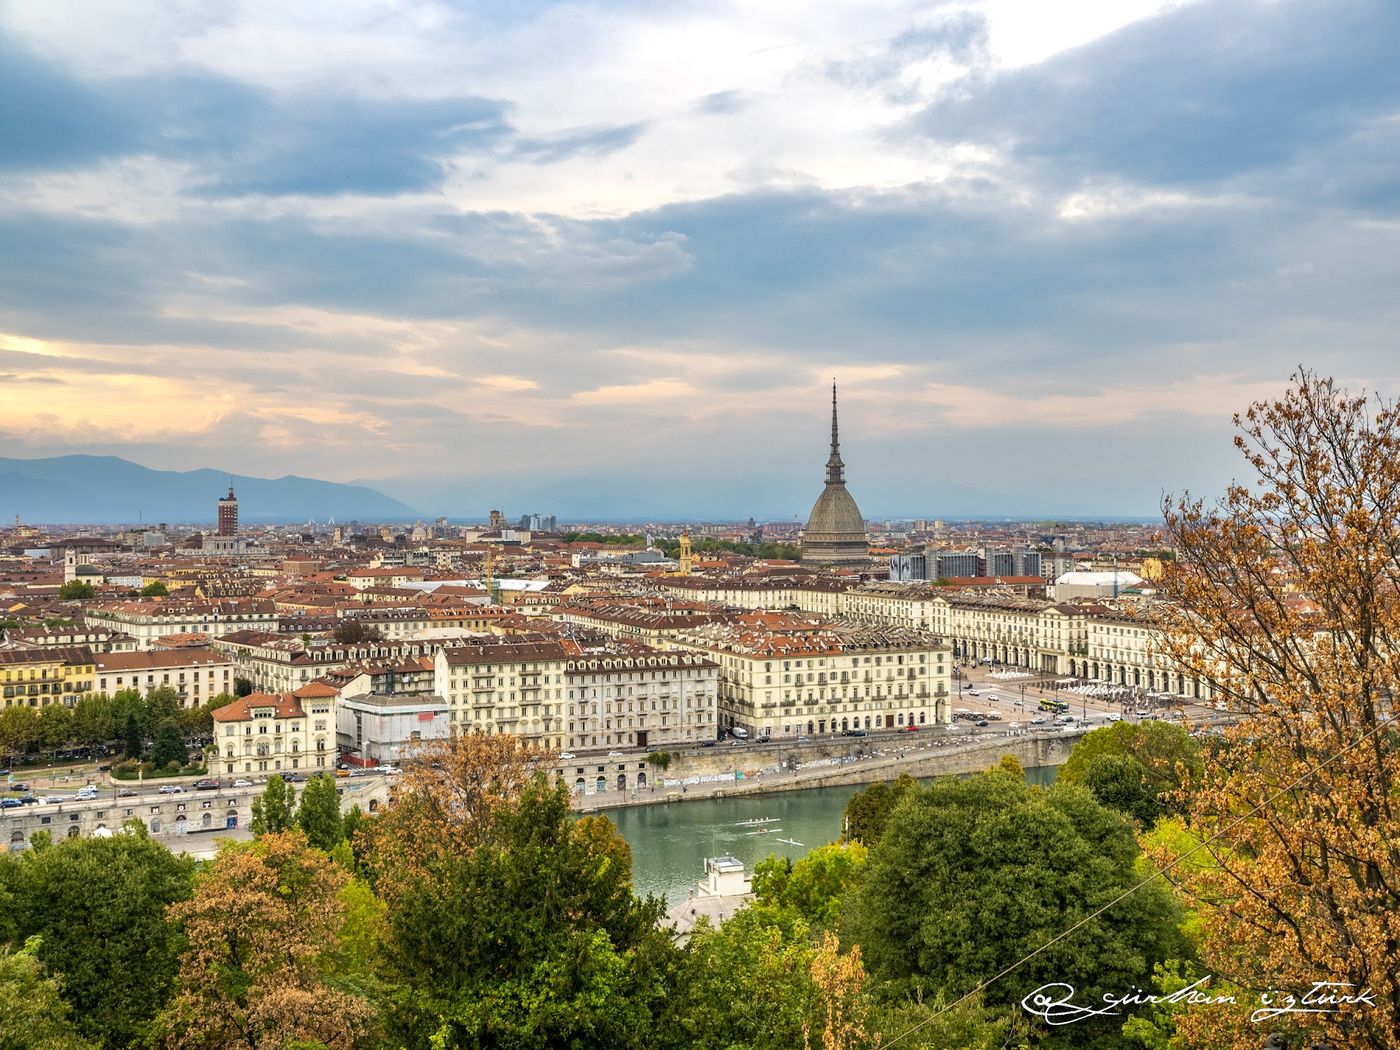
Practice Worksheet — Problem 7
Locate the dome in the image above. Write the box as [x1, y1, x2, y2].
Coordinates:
[800, 382, 869, 566]
[806, 483, 866, 539]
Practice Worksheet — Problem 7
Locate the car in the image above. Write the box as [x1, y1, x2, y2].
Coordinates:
[699, 740, 717, 748]
[97, 764, 112, 772]
[1106, 713, 1122, 722]
[903, 724, 920, 732]
[117, 788, 138, 797]
[755, 735, 772, 744]
[1030, 716, 1047, 725]
[843, 729, 867, 737]
[193, 779, 220, 790]
[558, 752, 576, 760]
[0, 799, 19, 809]
[17, 796, 39, 806]
[75, 788, 99, 798]
[374, 765, 400, 775]
[158, 785, 185, 794]
[974, 720, 989, 727]
[336, 769, 350, 778]
[606, 751, 623, 758]
[966, 689, 979, 696]
[796, 735, 810, 742]
[0, 769, 8, 776]
[284, 774, 306, 783]
[40, 795, 74, 803]
[349, 769, 367, 777]
[9, 783, 28, 793]
[233, 779, 253, 787]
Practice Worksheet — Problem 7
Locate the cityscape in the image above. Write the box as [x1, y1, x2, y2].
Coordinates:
[2, 2, 1398, 1050]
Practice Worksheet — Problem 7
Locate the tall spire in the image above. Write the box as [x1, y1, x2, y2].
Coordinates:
[825, 379, 845, 485]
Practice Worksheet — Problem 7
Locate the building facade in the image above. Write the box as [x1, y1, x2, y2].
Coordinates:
[212, 688, 335, 777]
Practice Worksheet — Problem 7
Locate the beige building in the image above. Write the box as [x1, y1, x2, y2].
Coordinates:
[565, 650, 718, 751]
[671, 615, 951, 739]
[433, 635, 571, 750]
[212, 687, 336, 777]
[93, 647, 235, 706]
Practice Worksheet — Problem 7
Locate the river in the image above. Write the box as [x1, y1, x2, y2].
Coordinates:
[606, 765, 1059, 906]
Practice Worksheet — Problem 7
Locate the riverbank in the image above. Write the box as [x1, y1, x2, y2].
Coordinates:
[576, 728, 1085, 812]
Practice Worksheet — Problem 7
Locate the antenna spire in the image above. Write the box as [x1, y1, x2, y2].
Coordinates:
[825, 379, 845, 485]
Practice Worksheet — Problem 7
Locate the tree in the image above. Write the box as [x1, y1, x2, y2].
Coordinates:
[296, 773, 343, 851]
[1059, 720, 1202, 822]
[841, 773, 916, 846]
[0, 832, 195, 1048]
[1152, 372, 1400, 1050]
[70, 694, 115, 749]
[752, 841, 869, 931]
[368, 736, 678, 1048]
[233, 677, 253, 698]
[151, 719, 187, 769]
[122, 712, 141, 759]
[0, 938, 100, 1050]
[57, 581, 95, 601]
[140, 686, 183, 742]
[645, 750, 671, 772]
[250, 775, 295, 836]
[141, 580, 169, 597]
[153, 832, 375, 1050]
[843, 767, 1189, 1039]
[332, 620, 382, 645]
[35, 704, 73, 754]
[0, 705, 39, 766]
[1079, 752, 1164, 826]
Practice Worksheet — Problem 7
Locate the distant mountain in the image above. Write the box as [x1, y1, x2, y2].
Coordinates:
[0, 455, 417, 525]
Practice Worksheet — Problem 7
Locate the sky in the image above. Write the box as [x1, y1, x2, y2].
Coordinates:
[2, 0, 1398, 520]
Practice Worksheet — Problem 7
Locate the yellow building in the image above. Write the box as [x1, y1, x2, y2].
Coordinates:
[0, 646, 96, 708]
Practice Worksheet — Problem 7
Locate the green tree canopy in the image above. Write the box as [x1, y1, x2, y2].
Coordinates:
[140, 581, 169, 597]
[0, 831, 195, 1048]
[296, 773, 344, 851]
[1059, 720, 1202, 820]
[842, 773, 916, 846]
[752, 841, 870, 931]
[151, 718, 187, 769]
[843, 768, 1190, 1038]
[377, 777, 681, 1048]
[0, 705, 39, 764]
[0, 938, 100, 1050]
[250, 775, 296, 836]
[57, 581, 96, 601]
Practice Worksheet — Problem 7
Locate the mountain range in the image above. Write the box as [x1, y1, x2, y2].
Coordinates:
[0, 456, 417, 526]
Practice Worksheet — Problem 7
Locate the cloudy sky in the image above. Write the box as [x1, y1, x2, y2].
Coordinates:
[2, 0, 1397, 520]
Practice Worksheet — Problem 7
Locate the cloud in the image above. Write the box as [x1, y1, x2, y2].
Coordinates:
[509, 122, 647, 165]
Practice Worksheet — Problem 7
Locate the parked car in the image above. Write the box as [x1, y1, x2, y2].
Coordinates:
[233, 779, 253, 787]
[335, 769, 350, 778]
[117, 788, 138, 798]
[843, 729, 867, 737]
[699, 740, 717, 748]
[796, 735, 810, 743]
[904, 724, 920, 732]
[284, 773, 306, 783]
[158, 785, 185, 794]
[558, 752, 576, 760]
[375, 765, 401, 775]
[97, 764, 111, 772]
[0, 799, 19, 809]
[606, 751, 623, 757]
[193, 779, 220, 790]
[974, 720, 989, 727]
[1030, 716, 1047, 725]
[17, 796, 39, 805]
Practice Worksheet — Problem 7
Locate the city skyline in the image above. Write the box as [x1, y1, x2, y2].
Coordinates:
[3, 0, 1398, 517]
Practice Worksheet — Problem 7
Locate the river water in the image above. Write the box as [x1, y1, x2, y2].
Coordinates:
[606, 765, 1059, 906]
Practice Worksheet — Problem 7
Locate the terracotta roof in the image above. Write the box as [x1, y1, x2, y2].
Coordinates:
[211, 691, 306, 721]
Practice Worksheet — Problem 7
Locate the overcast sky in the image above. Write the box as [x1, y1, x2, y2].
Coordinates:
[2, 0, 1398, 520]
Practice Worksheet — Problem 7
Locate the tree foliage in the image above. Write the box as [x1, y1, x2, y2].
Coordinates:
[57, 581, 96, 601]
[1154, 372, 1400, 1049]
[841, 774, 916, 846]
[843, 767, 1189, 1039]
[1059, 720, 1202, 824]
[0, 832, 194, 1048]
[368, 733, 677, 1048]
[752, 842, 869, 931]
[250, 774, 295, 836]
[0, 938, 100, 1050]
[154, 831, 375, 1050]
[296, 773, 344, 851]
[151, 719, 187, 769]
[331, 620, 382, 645]
[141, 581, 169, 597]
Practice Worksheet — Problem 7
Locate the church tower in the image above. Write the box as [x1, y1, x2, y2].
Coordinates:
[801, 382, 869, 566]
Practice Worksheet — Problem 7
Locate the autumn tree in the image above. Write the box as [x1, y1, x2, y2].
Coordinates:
[1154, 372, 1400, 1049]
[153, 831, 375, 1050]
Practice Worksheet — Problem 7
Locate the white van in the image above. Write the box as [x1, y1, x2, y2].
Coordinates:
[731, 727, 749, 740]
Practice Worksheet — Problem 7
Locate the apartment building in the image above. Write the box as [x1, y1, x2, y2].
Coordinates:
[212, 687, 336, 777]
[670, 615, 951, 739]
[92, 647, 236, 706]
[565, 649, 718, 751]
[0, 646, 95, 708]
[433, 636, 571, 750]
[83, 599, 280, 647]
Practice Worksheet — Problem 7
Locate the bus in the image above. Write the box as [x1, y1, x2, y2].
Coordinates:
[1039, 698, 1070, 713]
